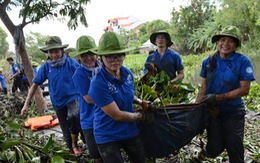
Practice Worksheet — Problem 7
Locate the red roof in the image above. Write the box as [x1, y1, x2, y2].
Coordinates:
[108, 16, 130, 23]
[120, 22, 135, 28]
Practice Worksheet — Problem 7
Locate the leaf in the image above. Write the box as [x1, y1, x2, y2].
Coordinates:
[8, 122, 20, 130]
[0, 140, 22, 150]
[14, 145, 24, 163]
[42, 134, 54, 153]
[51, 155, 65, 163]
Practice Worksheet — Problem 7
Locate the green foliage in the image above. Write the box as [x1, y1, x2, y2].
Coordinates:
[187, 22, 221, 53]
[215, 0, 260, 41]
[122, 19, 171, 47]
[169, 0, 216, 54]
[135, 71, 196, 107]
[124, 53, 148, 78]
[244, 82, 260, 112]
[0, 116, 85, 162]
[7, 0, 91, 30]
[144, 19, 171, 35]
[0, 27, 9, 59]
[25, 32, 49, 63]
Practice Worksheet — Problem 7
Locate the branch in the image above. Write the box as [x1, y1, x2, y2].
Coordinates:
[0, 0, 15, 36]
[1, 0, 11, 8]
[21, 0, 33, 26]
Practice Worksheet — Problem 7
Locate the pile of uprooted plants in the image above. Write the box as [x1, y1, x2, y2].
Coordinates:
[0, 79, 259, 162]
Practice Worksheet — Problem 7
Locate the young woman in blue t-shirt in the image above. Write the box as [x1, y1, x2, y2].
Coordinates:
[21, 36, 82, 157]
[88, 32, 153, 163]
[196, 26, 255, 163]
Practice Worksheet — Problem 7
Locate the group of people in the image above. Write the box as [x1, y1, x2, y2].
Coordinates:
[1, 57, 39, 95]
[20, 25, 254, 163]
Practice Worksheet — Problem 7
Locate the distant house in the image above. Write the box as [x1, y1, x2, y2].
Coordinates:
[139, 39, 156, 54]
[104, 16, 144, 34]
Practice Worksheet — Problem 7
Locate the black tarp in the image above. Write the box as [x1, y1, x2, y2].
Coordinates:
[139, 103, 205, 158]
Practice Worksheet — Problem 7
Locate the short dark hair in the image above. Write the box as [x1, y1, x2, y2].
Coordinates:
[6, 57, 14, 61]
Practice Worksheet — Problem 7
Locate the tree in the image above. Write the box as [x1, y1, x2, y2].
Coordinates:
[120, 20, 171, 49]
[170, 0, 216, 54]
[0, 0, 91, 113]
[187, 22, 221, 53]
[215, 0, 260, 43]
[0, 26, 9, 59]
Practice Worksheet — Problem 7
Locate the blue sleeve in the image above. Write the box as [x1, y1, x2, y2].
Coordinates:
[73, 69, 90, 96]
[89, 77, 114, 107]
[174, 53, 184, 70]
[32, 64, 48, 85]
[143, 55, 151, 75]
[240, 56, 255, 81]
[200, 57, 209, 78]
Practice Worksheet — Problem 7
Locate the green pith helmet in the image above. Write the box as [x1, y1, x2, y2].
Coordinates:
[32, 61, 39, 67]
[70, 35, 98, 58]
[97, 31, 134, 56]
[65, 48, 76, 55]
[0, 68, 3, 72]
[150, 30, 173, 47]
[40, 36, 69, 53]
[212, 26, 241, 47]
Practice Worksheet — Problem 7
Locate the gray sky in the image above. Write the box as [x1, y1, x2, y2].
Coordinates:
[1, 0, 188, 52]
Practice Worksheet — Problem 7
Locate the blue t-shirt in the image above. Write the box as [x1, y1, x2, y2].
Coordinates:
[200, 52, 255, 111]
[11, 63, 21, 78]
[143, 49, 184, 80]
[33, 67, 38, 75]
[72, 63, 101, 130]
[88, 65, 139, 144]
[0, 74, 7, 88]
[33, 56, 79, 109]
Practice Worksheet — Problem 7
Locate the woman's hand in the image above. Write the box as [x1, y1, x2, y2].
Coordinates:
[20, 105, 29, 118]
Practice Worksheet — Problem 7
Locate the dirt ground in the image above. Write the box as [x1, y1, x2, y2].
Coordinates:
[34, 124, 63, 138]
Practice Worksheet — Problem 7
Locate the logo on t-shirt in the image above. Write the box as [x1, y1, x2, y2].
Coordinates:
[107, 82, 117, 94]
[127, 74, 132, 83]
[246, 67, 253, 74]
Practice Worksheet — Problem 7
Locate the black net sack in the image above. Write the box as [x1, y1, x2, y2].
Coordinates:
[139, 103, 205, 158]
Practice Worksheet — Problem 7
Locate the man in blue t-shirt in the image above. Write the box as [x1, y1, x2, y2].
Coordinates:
[143, 30, 184, 83]
[6, 57, 24, 93]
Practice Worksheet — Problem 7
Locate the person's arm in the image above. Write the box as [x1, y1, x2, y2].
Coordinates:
[195, 77, 207, 103]
[0, 81, 3, 89]
[101, 101, 142, 122]
[10, 70, 20, 80]
[170, 69, 184, 83]
[21, 83, 39, 117]
[83, 94, 94, 104]
[216, 80, 251, 101]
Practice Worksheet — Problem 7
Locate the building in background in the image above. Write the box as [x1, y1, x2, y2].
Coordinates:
[139, 39, 156, 54]
[104, 16, 144, 34]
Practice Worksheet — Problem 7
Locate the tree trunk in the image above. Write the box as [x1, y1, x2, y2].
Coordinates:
[19, 39, 47, 114]
[0, 7, 47, 113]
